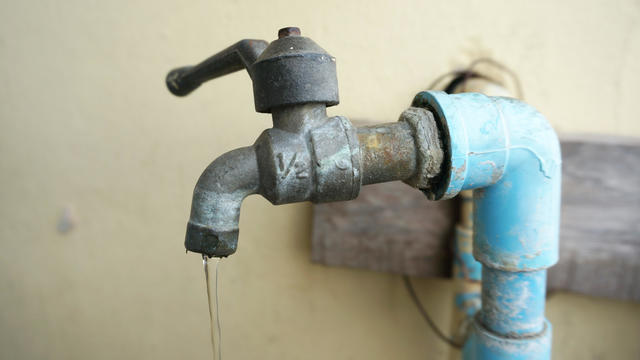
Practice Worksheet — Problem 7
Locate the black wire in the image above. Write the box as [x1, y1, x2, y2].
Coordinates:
[425, 58, 524, 99]
[402, 275, 463, 349]
[462, 58, 524, 99]
[443, 72, 485, 94]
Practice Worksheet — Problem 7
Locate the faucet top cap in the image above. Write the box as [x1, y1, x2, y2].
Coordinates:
[278, 27, 301, 38]
[250, 29, 339, 113]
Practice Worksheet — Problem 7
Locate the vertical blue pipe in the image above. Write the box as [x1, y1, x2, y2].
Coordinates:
[412, 91, 561, 360]
[453, 223, 482, 317]
[480, 267, 546, 336]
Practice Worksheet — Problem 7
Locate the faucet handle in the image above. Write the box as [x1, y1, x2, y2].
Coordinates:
[167, 27, 339, 113]
[166, 39, 268, 97]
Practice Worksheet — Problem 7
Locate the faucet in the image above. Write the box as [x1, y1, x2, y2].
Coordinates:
[166, 27, 561, 360]
[167, 27, 443, 258]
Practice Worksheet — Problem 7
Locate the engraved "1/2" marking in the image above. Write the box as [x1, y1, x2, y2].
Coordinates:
[277, 152, 308, 179]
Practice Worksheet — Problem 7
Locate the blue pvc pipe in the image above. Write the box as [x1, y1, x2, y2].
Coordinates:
[463, 320, 552, 360]
[480, 267, 546, 336]
[412, 92, 561, 360]
[453, 225, 482, 282]
[453, 224, 482, 317]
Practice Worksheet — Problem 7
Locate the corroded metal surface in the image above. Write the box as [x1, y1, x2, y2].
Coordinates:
[185, 146, 259, 257]
[166, 39, 268, 97]
[357, 122, 417, 185]
[165, 28, 338, 113]
[167, 29, 441, 257]
[399, 107, 444, 190]
[251, 35, 338, 113]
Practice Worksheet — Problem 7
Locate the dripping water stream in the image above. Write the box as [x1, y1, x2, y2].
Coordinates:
[203, 255, 222, 360]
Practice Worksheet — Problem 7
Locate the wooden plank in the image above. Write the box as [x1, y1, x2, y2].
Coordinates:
[312, 182, 457, 277]
[311, 135, 640, 301]
[548, 136, 640, 300]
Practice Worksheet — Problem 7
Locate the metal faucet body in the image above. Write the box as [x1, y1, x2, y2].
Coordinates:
[170, 28, 442, 257]
[186, 101, 441, 256]
[167, 28, 560, 360]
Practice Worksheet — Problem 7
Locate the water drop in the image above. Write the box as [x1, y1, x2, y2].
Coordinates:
[203, 255, 222, 360]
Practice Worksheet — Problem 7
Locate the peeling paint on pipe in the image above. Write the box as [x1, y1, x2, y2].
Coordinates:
[480, 267, 546, 336]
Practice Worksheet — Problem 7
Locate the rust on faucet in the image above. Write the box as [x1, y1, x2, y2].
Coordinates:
[167, 28, 444, 257]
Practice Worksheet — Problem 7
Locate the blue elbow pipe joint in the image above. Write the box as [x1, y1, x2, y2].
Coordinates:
[413, 91, 561, 359]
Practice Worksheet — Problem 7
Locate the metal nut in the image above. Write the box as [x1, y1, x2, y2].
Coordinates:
[399, 107, 444, 189]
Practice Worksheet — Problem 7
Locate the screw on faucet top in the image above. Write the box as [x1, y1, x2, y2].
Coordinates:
[278, 27, 301, 38]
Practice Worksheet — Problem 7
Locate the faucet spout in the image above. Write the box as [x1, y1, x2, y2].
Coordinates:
[185, 146, 260, 257]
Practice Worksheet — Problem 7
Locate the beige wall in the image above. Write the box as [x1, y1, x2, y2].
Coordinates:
[1, 0, 639, 359]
